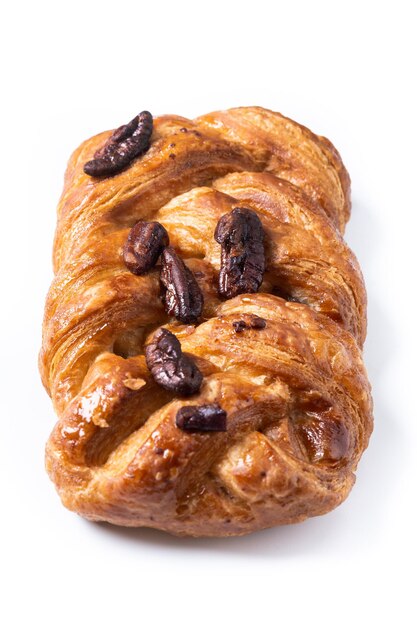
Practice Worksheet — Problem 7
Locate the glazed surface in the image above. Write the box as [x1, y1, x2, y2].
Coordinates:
[40, 106, 373, 536]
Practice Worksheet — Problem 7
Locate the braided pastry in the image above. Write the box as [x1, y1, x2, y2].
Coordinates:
[40, 106, 373, 536]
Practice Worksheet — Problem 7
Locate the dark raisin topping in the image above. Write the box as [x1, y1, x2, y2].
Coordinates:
[233, 320, 247, 333]
[84, 111, 153, 177]
[232, 315, 266, 333]
[176, 403, 227, 432]
[160, 247, 204, 323]
[123, 221, 169, 275]
[250, 315, 266, 329]
[214, 207, 265, 299]
[145, 328, 202, 396]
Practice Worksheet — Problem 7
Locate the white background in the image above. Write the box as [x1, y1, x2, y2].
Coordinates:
[1, 1, 416, 624]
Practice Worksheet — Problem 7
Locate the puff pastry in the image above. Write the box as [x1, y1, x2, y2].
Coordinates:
[40, 106, 373, 536]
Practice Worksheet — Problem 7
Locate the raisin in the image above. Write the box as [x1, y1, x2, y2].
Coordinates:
[123, 221, 169, 275]
[176, 403, 227, 432]
[233, 320, 247, 333]
[249, 315, 266, 329]
[145, 328, 202, 396]
[232, 315, 266, 333]
[84, 111, 153, 177]
[214, 207, 265, 299]
[160, 247, 204, 323]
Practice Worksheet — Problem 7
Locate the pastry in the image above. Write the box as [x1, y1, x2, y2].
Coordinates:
[40, 106, 373, 536]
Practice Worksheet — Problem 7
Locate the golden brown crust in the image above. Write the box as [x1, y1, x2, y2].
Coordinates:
[40, 106, 372, 536]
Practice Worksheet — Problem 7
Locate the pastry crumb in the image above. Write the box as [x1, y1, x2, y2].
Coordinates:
[123, 377, 146, 391]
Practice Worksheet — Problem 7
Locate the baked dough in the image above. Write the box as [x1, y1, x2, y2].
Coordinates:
[40, 106, 373, 536]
